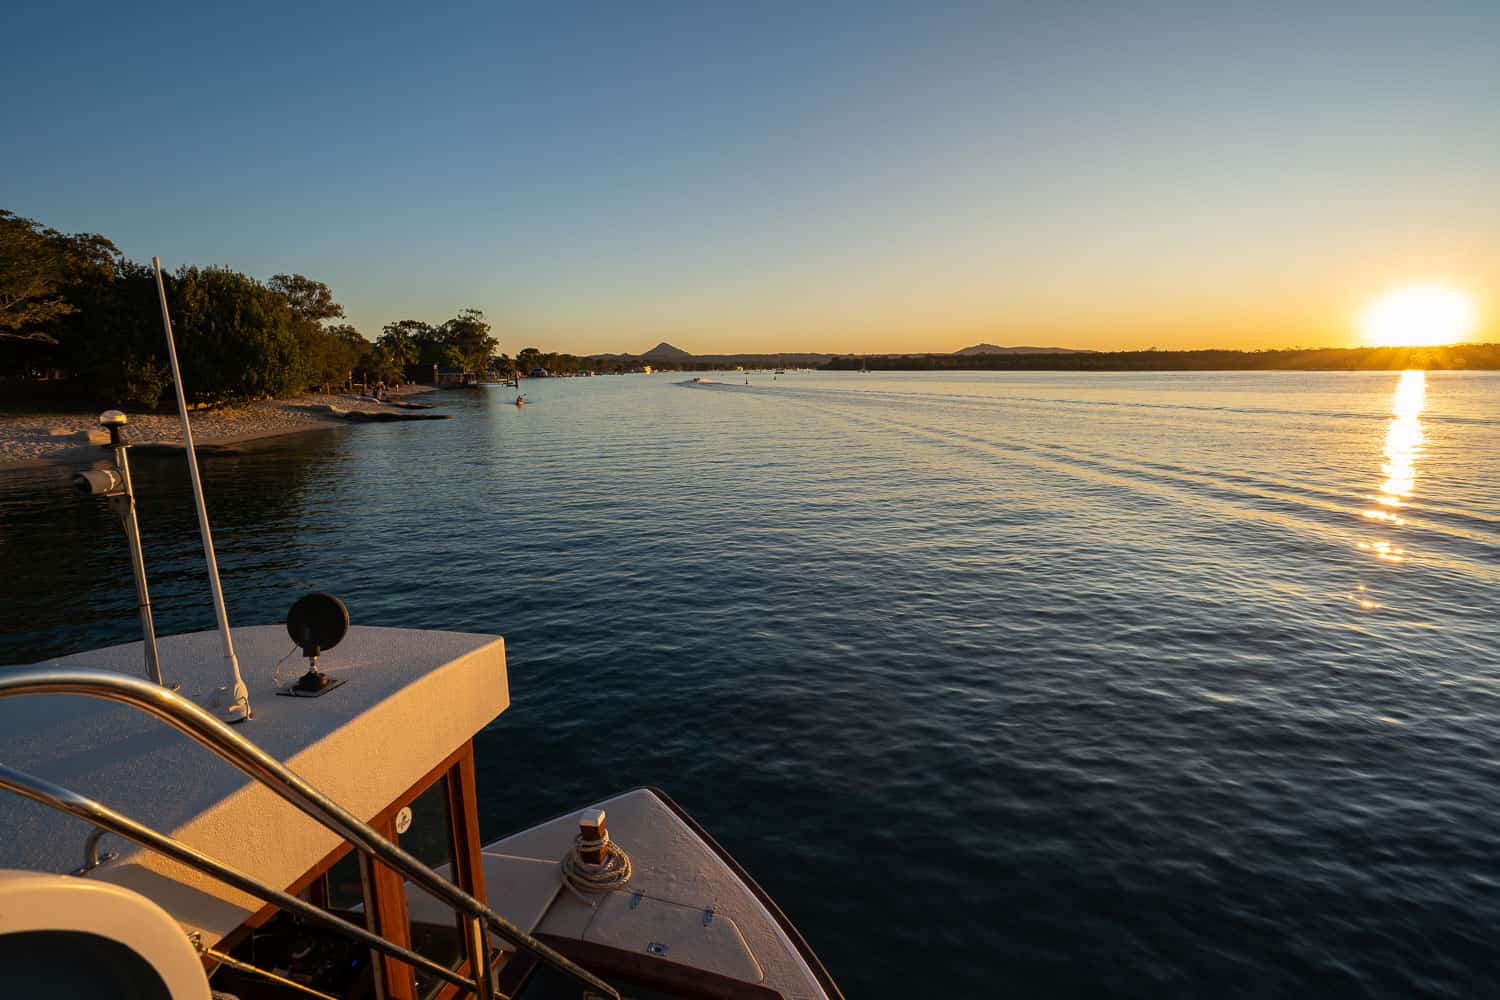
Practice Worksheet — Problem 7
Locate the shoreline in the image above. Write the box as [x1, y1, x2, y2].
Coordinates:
[0, 385, 442, 471]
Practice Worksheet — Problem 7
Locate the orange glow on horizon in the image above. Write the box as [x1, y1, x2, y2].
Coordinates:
[1359, 285, 1479, 348]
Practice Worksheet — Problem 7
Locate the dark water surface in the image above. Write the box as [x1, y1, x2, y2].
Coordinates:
[3, 371, 1499, 997]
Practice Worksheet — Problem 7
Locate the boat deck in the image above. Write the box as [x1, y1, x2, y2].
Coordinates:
[476, 788, 834, 1000]
[0, 625, 508, 945]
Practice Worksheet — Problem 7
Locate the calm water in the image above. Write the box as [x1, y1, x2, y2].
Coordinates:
[3, 371, 1499, 996]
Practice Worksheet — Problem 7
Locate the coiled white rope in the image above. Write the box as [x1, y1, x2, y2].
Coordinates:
[561, 829, 632, 902]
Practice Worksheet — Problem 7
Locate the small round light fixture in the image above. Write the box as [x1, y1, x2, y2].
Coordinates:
[287, 592, 350, 657]
[282, 593, 351, 697]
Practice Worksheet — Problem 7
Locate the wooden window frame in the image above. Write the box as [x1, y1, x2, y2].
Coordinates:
[219, 739, 489, 1000]
[370, 742, 489, 1000]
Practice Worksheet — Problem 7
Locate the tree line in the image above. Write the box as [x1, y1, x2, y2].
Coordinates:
[508, 349, 705, 374]
[500, 349, 725, 374]
[823, 343, 1500, 372]
[1, 208, 498, 406]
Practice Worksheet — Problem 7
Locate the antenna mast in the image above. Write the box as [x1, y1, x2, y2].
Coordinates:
[152, 257, 250, 722]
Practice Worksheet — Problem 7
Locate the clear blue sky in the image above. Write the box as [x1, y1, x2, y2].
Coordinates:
[5, 2, 1497, 353]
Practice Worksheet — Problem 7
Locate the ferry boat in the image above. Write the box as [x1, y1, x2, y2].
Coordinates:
[0, 621, 844, 1000]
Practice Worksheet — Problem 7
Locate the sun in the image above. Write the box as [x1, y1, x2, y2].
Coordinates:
[1359, 285, 1478, 347]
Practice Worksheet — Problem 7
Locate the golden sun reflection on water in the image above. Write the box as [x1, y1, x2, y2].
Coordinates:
[1358, 370, 1425, 563]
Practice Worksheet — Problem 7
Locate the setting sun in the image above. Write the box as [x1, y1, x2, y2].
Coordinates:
[1359, 285, 1478, 348]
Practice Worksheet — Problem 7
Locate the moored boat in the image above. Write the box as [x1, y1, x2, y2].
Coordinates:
[0, 271, 841, 1000]
[0, 623, 843, 999]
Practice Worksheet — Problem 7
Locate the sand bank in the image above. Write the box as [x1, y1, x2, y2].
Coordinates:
[0, 386, 443, 470]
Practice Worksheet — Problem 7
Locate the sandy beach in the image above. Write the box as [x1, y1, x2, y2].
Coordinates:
[0, 386, 442, 470]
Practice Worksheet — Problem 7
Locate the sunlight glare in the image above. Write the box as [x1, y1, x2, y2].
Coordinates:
[1359, 369, 1424, 563]
[1359, 285, 1477, 347]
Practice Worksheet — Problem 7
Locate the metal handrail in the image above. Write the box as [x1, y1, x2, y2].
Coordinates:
[0, 668, 621, 1000]
[0, 763, 473, 994]
[74, 826, 118, 875]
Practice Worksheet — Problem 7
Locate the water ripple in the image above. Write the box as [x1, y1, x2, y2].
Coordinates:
[3, 371, 1499, 997]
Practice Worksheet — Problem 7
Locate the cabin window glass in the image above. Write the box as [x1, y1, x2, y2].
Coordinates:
[401, 774, 458, 880]
[326, 848, 365, 911]
[401, 774, 465, 998]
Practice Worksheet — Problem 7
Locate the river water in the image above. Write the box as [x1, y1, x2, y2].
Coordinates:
[3, 370, 1498, 996]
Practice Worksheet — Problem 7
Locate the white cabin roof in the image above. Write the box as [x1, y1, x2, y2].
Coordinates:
[0, 624, 508, 945]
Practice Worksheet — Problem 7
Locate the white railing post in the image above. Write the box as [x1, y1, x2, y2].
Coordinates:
[152, 257, 249, 723]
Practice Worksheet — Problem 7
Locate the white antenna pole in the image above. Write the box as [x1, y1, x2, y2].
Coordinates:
[152, 257, 251, 723]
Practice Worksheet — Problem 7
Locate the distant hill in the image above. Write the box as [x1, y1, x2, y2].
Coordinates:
[823, 342, 1500, 373]
[640, 342, 694, 361]
[955, 343, 1094, 356]
[583, 341, 1101, 368]
[585, 345, 834, 367]
[592, 341, 1097, 363]
[687, 353, 833, 366]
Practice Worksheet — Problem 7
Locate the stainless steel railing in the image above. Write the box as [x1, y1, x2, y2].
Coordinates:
[0, 763, 478, 994]
[0, 668, 621, 1000]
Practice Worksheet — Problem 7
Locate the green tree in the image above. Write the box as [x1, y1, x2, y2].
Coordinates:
[0, 209, 118, 333]
[516, 346, 542, 373]
[439, 308, 498, 374]
[267, 273, 345, 323]
[298, 321, 366, 391]
[265, 273, 363, 390]
[357, 343, 406, 385]
[376, 322, 420, 370]
[383, 319, 457, 367]
[60, 261, 171, 406]
[167, 266, 305, 401]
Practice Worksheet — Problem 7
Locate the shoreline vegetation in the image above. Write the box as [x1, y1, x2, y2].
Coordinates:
[1, 208, 499, 408]
[820, 343, 1500, 372]
[2, 204, 482, 470]
[8, 205, 1497, 450]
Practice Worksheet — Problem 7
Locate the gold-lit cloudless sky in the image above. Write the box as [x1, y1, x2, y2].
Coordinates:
[4, 5, 1497, 354]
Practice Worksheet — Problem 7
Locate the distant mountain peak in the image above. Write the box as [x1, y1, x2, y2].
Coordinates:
[641, 341, 693, 360]
[955, 343, 1093, 356]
